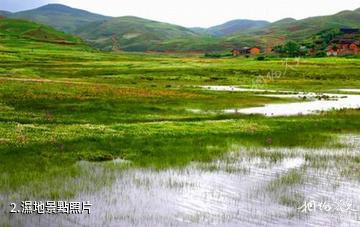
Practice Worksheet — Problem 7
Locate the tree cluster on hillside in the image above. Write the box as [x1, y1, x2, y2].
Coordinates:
[272, 28, 360, 57]
[302, 29, 342, 50]
[273, 41, 306, 57]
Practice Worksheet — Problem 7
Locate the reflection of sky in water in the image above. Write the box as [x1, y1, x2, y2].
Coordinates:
[3, 135, 359, 226]
[228, 94, 360, 116]
[200, 86, 360, 116]
[338, 89, 360, 93]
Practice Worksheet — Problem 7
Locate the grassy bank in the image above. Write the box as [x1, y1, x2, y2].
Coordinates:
[0, 37, 360, 199]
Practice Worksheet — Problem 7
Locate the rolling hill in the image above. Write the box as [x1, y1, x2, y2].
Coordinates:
[228, 8, 360, 47]
[189, 27, 208, 34]
[206, 19, 270, 37]
[1, 3, 359, 52]
[0, 17, 83, 44]
[9, 4, 110, 33]
[0, 10, 11, 17]
[75, 16, 201, 51]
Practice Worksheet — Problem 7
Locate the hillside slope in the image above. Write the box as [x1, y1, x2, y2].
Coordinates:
[0, 17, 83, 44]
[229, 8, 360, 47]
[206, 19, 270, 37]
[2, 4, 359, 52]
[10, 4, 110, 33]
[74, 6, 360, 51]
[75, 16, 201, 51]
[0, 10, 11, 17]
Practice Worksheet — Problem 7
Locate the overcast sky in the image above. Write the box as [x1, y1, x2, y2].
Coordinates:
[1, 0, 359, 27]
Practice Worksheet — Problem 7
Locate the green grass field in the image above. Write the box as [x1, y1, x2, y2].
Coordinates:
[1, 30, 360, 203]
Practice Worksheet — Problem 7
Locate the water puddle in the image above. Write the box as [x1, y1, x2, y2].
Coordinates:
[3, 135, 360, 226]
[200, 86, 360, 116]
[199, 85, 292, 93]
[225, 93, 360, 116]
[338, 89, 360, 93]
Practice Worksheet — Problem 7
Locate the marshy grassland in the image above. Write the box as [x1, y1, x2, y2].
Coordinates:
[1, 36, 360, 225]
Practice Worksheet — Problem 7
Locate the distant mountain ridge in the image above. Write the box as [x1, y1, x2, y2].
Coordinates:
[0, 10, 11, 17]
[231, 8, 360, 45]
[2, 4, 360, 52]
[9, 4, 110, 32]
[0, 17, 83, 44]
[75, 16, 200, 51]
[205, 19, 270, 36]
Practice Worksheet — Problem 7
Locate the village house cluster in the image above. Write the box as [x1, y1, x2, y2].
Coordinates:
[231, 28, 360, 57]
[231, 47, 261, 56]
[326, 29, 360, 56]
[327, 39, 360, 56]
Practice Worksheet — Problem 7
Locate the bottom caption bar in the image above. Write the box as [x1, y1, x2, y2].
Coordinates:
[9, 201, 92, 214]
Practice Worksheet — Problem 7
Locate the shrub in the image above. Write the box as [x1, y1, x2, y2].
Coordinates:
[315, 51, 327, 57]
[256, 55, 266, 61]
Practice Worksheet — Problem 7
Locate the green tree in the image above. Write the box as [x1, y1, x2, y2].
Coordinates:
[284, 41, 300, 57]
